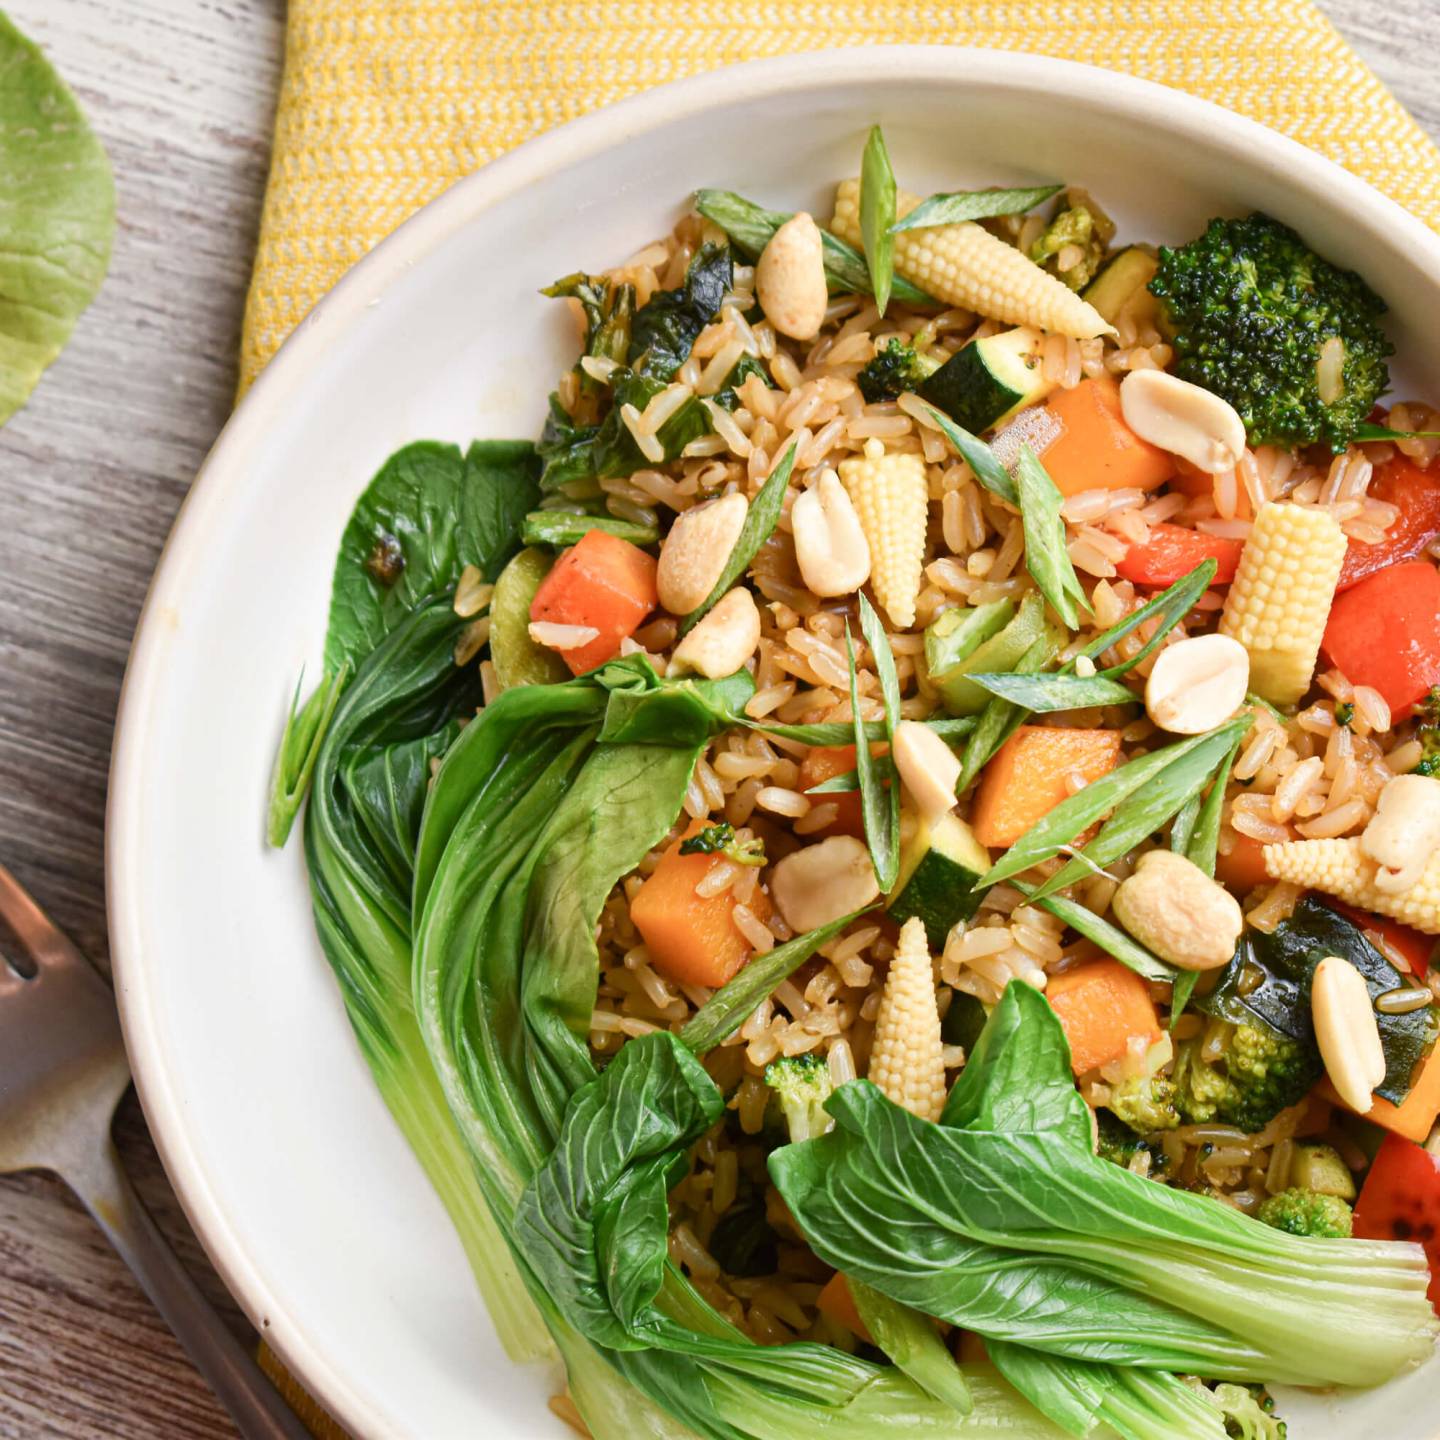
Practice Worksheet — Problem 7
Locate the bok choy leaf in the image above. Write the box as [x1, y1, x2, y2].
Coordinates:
[768, 982, 1437, 1391]
[325, 438, 540, 673]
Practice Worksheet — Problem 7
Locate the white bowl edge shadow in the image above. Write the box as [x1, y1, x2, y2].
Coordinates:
[106, 45, 1440, 1440]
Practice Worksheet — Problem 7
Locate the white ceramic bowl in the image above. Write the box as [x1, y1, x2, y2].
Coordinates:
[108, 46, 1440, 1440]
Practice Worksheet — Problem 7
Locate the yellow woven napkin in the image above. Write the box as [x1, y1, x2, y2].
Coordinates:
[244, 3, 1440, 1434]
[240, 0, 1440, 393]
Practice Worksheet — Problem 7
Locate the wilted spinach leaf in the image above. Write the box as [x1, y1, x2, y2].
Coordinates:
[325, 438, 539, 672]
[628, 241, 732, 380]
[1201, 897, 1438, 1104]
[543, 273, 635, 390]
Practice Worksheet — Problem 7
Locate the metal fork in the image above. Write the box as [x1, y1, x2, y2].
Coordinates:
[0, 863, 312, 1440]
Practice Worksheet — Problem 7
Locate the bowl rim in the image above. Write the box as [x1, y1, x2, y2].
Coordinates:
[105, 43, 1440, 1437]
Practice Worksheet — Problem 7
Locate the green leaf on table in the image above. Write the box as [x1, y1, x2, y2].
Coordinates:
[325, 439, 539, 673]
[266, 666, 348, 848]
[850, 595, 902, 891]
[891, 183, 1063, 232]
[859, 125, 897, 316]
[678, 440, 797, 635]
[693, 188, 934, 304]
[0, 13, 115, 425]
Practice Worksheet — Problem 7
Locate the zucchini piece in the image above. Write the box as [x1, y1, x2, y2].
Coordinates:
[1290, 1142, 1357, 1201]
[490, 546, 570, 689]
[917, 326, 1055, 434]
[888, 811, 992, 948]
[927, 592, 1047, 716]
[942, 991, 990, 1051]
[1082, 246, 1159, 327]
[923, 599, 1014, 687]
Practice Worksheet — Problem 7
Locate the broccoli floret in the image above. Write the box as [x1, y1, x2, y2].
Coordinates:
[1173, 1023, 1321, 1134]
[1029, 205, 1107, 291]
[679, 821, 765, 866]
[1149, 213, 1393, 452]
[1413, 685, 1440, 777]
[1257, 1188, 1354, 1239]
[1094, 1108, 1171, 1178]
[856, 338, 942, 403]
[1209, 1382, 1288, 1439]
[1107, 1072, 1181, 1135]
[764, 1054, 836, 1143]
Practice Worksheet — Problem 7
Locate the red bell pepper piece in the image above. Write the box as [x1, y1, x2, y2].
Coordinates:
[1353, 1134, 1440, 1310]
[1338, 457, 1440, 591]
[1114, 523, 1244, 588]
[1323, 900, 1437, 975]
[528, 528, 658, 674]
[1321, 560, 1440, 714]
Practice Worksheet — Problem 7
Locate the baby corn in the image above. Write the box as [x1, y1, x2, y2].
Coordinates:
[1219, 502, 1347, 705]
[839, 444, 928, 630]
[867, 916, 947, 1122]
[1263, 838, 1440, 936]
[830, 179, 1111, 339]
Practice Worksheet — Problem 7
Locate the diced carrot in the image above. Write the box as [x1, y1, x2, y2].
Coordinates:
[796, 745, 877, 839]
[1036, 375, 1173, 497]
[1214, 833, 1273, 894]
[1321, 1045, 1440, 1145]
[630, 819, 771, 990]
[970, 726, 1122, 849]
[1113, 523, 1244, 588]
[1168, 458, 1254, 520]
[1046, 958, 1163, 1076]
[816, 1273, 873, 1343]
[1324, 900, 1437, 976]
[528, 528, 657, 674]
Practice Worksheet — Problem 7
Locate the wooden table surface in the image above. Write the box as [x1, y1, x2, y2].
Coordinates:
[1, 2, 1437, 1435]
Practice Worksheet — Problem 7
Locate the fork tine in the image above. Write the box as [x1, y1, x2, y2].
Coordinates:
[0, 862, 87, 975]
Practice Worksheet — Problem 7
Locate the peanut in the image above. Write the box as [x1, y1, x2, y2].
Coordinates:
[1119, 369, 1247, 474]
[657, 492, 747, 615]
[1110, 849, 1243, 971]
[791, 468, 871, 598]
[1312, 954, 1385, 1114]
[1361, 773, 1440, 894]
[893, 720, 960, 822]
[755, 212, 828, 341]
[670, 587, 761, 679]
[1144, 633, 1250, 735]
[769, 835, 879, 934]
